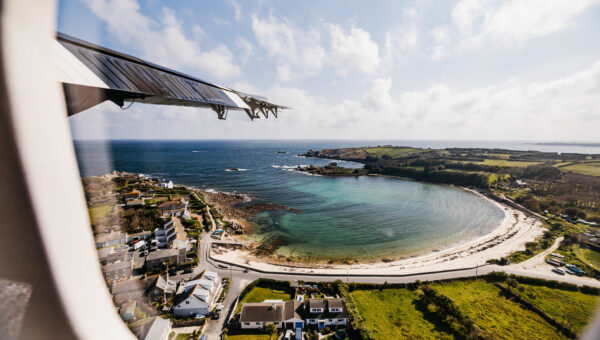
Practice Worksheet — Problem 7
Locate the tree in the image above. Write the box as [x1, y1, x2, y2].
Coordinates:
[265, 324, 277, 339]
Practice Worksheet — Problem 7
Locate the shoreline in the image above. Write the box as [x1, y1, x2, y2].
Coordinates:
[109, 170, 545, 273]
[205, 177, 545, 272]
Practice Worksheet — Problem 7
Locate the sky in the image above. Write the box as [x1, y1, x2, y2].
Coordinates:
[59, 0, 600, 141]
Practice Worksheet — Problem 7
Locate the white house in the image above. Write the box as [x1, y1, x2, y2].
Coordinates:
[173, 271, 220, 318]
[142, 317, 171, 340]
[161, 180, 174, 189]
[154, 219, 176, 248]
[173, 284, 212, 317]
[304, 298, 348, 329]
[239, 298, 347, 330]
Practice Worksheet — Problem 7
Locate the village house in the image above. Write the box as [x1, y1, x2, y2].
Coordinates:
[139, 317, 172, 340]
[172, 271, 220, 318]
[119, 300, 136, 322]
[145, 248, 185, 271]
[123, 189, 141, 201]
[127, 230, 152, 243]
[95, 231, 127, 248]
[101, 258, 133, 282]
[158, 200, 188, 218]
[240, 298, 348, 330]
[148, 275, 177, 302]
[160, 180, 174, 189]
[126, 199, 144, 207]
[155, 219, 176, 248]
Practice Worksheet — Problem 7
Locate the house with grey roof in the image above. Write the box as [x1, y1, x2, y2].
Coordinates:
[101, 258, 133, 282]
[140, 317, 171, 340]
[145, 248, 185, 271]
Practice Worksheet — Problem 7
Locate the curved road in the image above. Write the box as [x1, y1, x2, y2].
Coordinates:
[195, 230, 599, 339]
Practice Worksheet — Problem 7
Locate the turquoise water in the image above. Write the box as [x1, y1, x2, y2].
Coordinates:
[248, 175, 505, 260]
[74, 140, 511, 260]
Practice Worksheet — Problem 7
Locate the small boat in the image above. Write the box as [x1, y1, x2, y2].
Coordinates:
[277, 151, 287, 154]
[227, 168, 239, 171]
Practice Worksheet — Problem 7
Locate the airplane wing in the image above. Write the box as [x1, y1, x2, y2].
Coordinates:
[55, 32, 287, 120]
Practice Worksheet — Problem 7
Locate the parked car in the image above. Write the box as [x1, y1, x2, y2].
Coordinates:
[552, 267, 566, 275]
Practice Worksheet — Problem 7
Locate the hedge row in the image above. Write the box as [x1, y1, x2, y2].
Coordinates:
[420, 285, 490, 339]
[336, 281, 375, 340]
[495, 283, 576, 338]
[484, 271, 600, 295]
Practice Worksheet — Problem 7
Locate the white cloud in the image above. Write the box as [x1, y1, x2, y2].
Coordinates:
[430, 26, 450, 60]
[328, 24, 380, 76]
[227, 0, 243, 22]
[382, 4, 421, 70]
[71, 60, 600, 140]
[453, 0, 600, 50]
[85, 0, 242, 81]
[251, 14, 384, 80]
[262, 60, 600, 140]
[251, 15, 326, 81]
[234, 37, 253, 65]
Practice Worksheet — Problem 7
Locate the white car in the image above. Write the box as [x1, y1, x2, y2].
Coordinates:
[552, 267, 566, 275]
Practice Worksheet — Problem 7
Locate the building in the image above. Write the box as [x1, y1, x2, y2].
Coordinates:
[511, 180, 527, 188]
[240, 298, 348, 330]
[145, 248, 185, 271]
[99, 249, 130, 265]
[127, 231, 152, 243]
[141, 317, 172, 340]
[155, 219, 176, 248]
[126, 199, 144, 207]
[119, 300, 136, 322]
[101, 258, 133, 282]
[173, 271, 220, 318]
[173, 284, 213, 317]
[123, 189, 141, 200]
[304, 298, 348, 329]
[160, 181, 174, 189]
[95, 231, 127, 248]
[148, 275, 177, 302]
[158, 200, 187, 218]
[240, 302, 286, 329]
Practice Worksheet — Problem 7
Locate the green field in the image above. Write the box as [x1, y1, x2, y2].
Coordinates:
[432, 280, 568, 339]
[365, 147, 421, 159]
[460, 159, 542, 167]
[558, 162, 600, 177]
[226, 329, 273, 340]
[235, 287, 291, 313]
[509, 284, 599, 333]
[351, 288, 455, 339]
[581, 248, 600, 269]
[88, 204, 112, 225]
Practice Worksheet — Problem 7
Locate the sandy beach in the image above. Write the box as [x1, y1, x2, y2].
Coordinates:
[208, 188, 546, 275]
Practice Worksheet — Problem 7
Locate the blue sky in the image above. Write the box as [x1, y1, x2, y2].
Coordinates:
[60, 0, 600, 140]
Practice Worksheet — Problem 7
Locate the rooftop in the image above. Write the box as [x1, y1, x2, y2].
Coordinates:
[240, 302, 284, 323]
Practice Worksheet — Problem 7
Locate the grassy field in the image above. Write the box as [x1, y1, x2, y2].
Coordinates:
[581, 248, 600, 269]
[558, 162, 600, 177]
[235, 287, 291, 313]
[459, 159, 542, 167]
[351, 288, 455, 339]
[432, 280, 568, 339]
[509, 284, 599, 334]
[88, 203, 112, 225]
[365, 147, 421, 159]
[226, 329, 273, 340]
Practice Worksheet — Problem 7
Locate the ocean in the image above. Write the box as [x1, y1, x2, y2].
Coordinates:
[73, 140, 599, 260]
